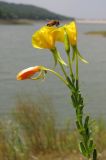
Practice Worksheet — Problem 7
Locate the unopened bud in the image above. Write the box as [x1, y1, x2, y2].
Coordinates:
[64, 28, 70, 54]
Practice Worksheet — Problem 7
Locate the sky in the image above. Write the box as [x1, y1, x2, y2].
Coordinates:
[1, 0, 106, 19]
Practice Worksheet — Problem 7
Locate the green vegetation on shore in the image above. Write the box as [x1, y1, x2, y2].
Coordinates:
[85, 31, 106, 37]
[0, 1, 73, 24]
[0, 98, 106, 159]
[0, 19, 35, 24]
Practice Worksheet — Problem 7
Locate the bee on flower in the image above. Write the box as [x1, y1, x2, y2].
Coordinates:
[47, 20, 60, 27]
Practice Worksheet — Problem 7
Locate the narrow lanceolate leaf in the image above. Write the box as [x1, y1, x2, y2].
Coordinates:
[71, 94, 77, 108]
[76, 120, 81, 130]
[76, 121, 84, 134]
[89, 139, 94, 152]
[66, 77, 76, 92]
[93, 149, 97, 160]
[84, 116, 90, 129]
[77, 50, 88, 64]
[79, 142, 87, 156]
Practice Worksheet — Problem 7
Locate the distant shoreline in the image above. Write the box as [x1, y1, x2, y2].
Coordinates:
[0, 19, 106, 25]
[0, 19, 70, 25]
[0, 19, 35, 25]
[76, 19, 106, 24]
[85, 31, 106, 37]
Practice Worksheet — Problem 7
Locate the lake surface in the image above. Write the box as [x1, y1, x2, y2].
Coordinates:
[0, 22, 106, 125]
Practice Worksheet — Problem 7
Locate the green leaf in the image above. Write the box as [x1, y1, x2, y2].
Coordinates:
[76, 120, 81, 130]
[71, 94, 77, 108]
[86, 128, 90, 139]
[93, 149, 97, 160]
[84, 116, 89, 129]
[79, 142, 87, 156]
[76, 121, 84, 134]
[89, 139, 94, 152]
[66, 76, 76, 92]
[77, 93, 83, 104]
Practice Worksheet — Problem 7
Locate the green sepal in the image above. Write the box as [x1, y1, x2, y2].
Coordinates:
[56, 51, 67, 66]
[77, 49, 88, 64]
[72, 46, 88, 64]
[31, 71, 45, 80]
[50, 47, 67, 66]
[40, 66, 68, 86]
[93, 149, 97, 160]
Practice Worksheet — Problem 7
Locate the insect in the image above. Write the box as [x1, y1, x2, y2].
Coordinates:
[47, 20, 60, 27]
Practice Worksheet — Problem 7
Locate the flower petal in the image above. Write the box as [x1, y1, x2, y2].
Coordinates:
[55, 21, 77, 46]
[65, 21, 77, 46]
[32, 26, 57, 49]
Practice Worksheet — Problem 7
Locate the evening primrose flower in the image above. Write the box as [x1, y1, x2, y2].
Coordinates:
[56, 21, 77, 46]
[17, 66, 41, 80]
[65, 21, 77, 46]
[56, 21, 88, 63]
[32, 25, 67, 66]
[32, 26, 57, 49]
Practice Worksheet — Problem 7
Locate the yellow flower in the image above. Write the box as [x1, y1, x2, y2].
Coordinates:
[56, 21, 77, 46]
[32, 26, 57, 49]
[17, 66, 41, 80]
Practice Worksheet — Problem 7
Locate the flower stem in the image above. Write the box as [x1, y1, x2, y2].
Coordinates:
[75, 51, 79, 90]
[59, 61, 67, 79]
[41, 67, 68, 87]
[67, 53, 75, 83]
[76, 52, 79, 81]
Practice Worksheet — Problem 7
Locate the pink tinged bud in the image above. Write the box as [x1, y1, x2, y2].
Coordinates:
[17, 66, 41, 80]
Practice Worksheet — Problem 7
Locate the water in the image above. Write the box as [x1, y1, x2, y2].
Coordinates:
[0, 22, 106, 125]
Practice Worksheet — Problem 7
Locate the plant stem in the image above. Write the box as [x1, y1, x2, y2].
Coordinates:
[59, 61, 67, 79]
[67, 53, 75, 82]
[69, 47, 97, 160]
[43, 67, 69, 87]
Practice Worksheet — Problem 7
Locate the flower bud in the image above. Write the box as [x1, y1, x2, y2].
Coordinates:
[17, 66, 41, 80]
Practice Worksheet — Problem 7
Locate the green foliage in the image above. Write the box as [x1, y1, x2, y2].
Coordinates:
[85, 31, 106, 37]
[0, 1, 72, 20]
[0, 101, 106, 159]
[93, 149, 97, 160]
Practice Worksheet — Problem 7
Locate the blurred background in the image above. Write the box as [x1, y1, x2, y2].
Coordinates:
[0, 1, 106, 159]
[0, 0, 106, 124]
